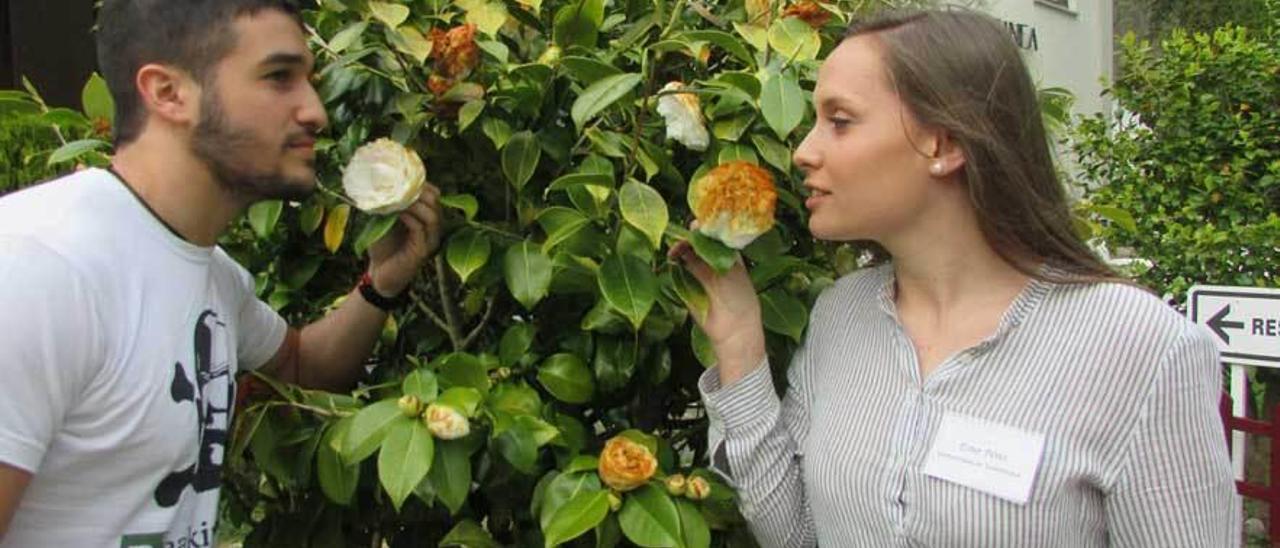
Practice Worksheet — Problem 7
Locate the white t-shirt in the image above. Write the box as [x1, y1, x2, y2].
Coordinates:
[0, 169, 287, 546]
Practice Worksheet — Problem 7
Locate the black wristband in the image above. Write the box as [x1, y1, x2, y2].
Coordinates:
[357, 272, 404, 312]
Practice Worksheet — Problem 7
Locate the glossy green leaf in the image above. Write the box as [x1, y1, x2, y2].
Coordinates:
[538, 207, 591, 254]
[328, 21, 368, 53]
[247, 200, 283, 239]
[378, 419, 435, 511]
[447, 229, 491, 284]
[441, 194, 479, 221]
[676, 499, 711, 548]
[429, 439, 472, 514]
[353, 215, 399, 255]
[368, 1, 411, 28]
[671, 268, 710, 325]
[553, 0, 605, 48]
[402, 369, 439, 402]
[341, 399, 401, 464]
[752, 133, 792, 172]
[571, 73, 642, 131]
[619, 181, 668, 250]
[538, 353, 595, 404]
[459, 100, 485, 132]
[597, 254, 659, 331]
[502, 130, 541, 191]
[760, 73, 807, 140]
[560, 56, 622, 84]
[504, 241, 553, 309]
[717, 143, 758, 165]
[437, 387, 485, 417]
[689, 231, 738, 274]
[760, 288, 808, 343]
[677, 30, 755, 67]
[768, 17, 820, 61]
[544, 490, 611, 547]
[47, 139, 109, 166]
[440, 520, 501, 548]
[437, 353, 492, 395]
[618, 484, 681, 547]
[392, 25, 432, 63]
[81, 73, 114, 125]
[547, 172, 614, 192]
[732, 22, 769, 52]
[691, 324, 717, 368]
[299, 201, 324, 235]
[540, 472, 603, 530]
[499, 323, 536, 367]
[316, 421, 359, 505]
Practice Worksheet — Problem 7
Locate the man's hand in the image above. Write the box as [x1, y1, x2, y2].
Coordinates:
[368, 184, 443, 296]
[0, 462, 31, 540]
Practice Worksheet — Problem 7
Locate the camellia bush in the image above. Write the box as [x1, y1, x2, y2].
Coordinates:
[206, 0, 921, 546]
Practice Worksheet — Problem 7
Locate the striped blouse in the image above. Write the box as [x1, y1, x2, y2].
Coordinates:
[699, 264, 1240, 547]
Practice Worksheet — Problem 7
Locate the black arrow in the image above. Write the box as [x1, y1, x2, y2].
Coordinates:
[1207, 305, 1246, 344]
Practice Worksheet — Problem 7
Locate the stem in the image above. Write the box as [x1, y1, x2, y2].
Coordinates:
[460, 297, 497, 351]
[466, 221, 524, 242]
[660, 0, 688, 39]
[411, 289, 459, 346]
[434, 255, 464, 348]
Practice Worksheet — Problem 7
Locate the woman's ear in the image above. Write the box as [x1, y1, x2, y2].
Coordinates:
[135, 64, 201, 128]
[926, 129, 966, 178]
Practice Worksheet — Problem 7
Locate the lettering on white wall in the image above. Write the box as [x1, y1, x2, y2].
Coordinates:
[1002, 21, 1039, 51]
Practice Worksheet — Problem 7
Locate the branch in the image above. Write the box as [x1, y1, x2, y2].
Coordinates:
[434, 255, 463, 348]
[411, 288, 459, 347]
[460, 297, 497, 351]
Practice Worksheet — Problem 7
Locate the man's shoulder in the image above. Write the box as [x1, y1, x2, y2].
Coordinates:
[0, 168, 119, 239]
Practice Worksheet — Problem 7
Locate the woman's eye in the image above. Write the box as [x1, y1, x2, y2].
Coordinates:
[829, 116, 851, 129]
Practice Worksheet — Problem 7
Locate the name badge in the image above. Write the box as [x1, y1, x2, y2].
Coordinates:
[921, 411, 1046, 505]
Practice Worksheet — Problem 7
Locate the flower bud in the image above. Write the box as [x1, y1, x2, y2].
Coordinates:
[664, 474, 687, 497]
[342, 138, 426, 214]
[689, 161, 777, 249]
[656, 82, 710, 152]
[397, 394, 423, 418]
[423, 403, 471, 440]
[537, 45, 563, 66]
[597, 436, 658, 492]
[686, 476, 712, 501]
[607, 491, 623, 512]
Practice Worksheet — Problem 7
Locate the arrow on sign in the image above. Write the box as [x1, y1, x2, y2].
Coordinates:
[1207, 305, 1246, 344]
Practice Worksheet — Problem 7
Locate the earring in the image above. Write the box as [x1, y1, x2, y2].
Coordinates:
[930, 161, 945, 175]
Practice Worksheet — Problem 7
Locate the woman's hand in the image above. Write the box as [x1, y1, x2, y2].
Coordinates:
[668, 236, 767, 387]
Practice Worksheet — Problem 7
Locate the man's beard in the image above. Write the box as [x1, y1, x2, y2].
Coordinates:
[191, 89, 315, 202]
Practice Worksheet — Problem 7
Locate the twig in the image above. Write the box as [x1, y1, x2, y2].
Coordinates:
[460, 297, 497, 350]
[434, 255, 463, 346]
[411, 288, 456, 344]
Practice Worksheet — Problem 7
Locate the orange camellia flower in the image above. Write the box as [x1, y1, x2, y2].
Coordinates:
[597, 435, 658, 492]
[782, 0, 831, 29]
[689, 161, 777, 249]
[430, 23, 480, 79]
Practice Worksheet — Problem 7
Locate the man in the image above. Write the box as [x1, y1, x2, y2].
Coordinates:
[0, 1, 442, 544]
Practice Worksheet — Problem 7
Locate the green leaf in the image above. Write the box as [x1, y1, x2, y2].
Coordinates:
[691, 324, 717, 368]
[571, 73, 642, 131]
[317, 421, 359, 505]
[619, 181, 669, 250]
[538, 353, 595, 404]
[538, 207, 591, 254]
[670, 268, 710, 324]
[540, 472, 604, 530]
[247, 200, 283, 239]
[402, 369, 439, 402]
[717, 143, 758, 165]
[81, 73, 114, 125]
[437, 354, 492, 395]
[618, 484, 681, 548]
[593, 336, 638, 392]
[677, 30, 755, 67]
[459, 100, 485, 132]
[354, 215, 399, 255]
[689, 231, 738, 274]
[437, 387, 485, 417]
[564, 455, 599, 474]
[560, 56, 623, 84]
[378, 419, 435, 512]
[459, 0, 509, 35]
[440, 520, 501, 548]
[586, 128, 628, 158]
[441, 194, 479, 221]
[488, 383, 544, 418]
[504, 241, 554, 309]
[768, 17, 820, 61]
[341, 399, 401, 464]
[760, 288, 808, 343]
[733, 22, 769, 53]
[299, 201, 324, 235]
[447, 229, 491, 284]
[752, 133, 792, 172]
[553, 0, 605, 48]
[391, 25, 432, 63]
[368, 1, 411, 28]
[715, 72, 762, 99]
[760, 73, 807, 140]
[502, 130, 541, 191]
[547, 172, 614, 192]
[676, 499, 711, 548]
[429, 440, 472, 514]
[483, 117, 513, 149]
[328, 21, 368, 53]
[597, 254, 659, 331]
[495, 423, 540, 474]
[544, 490, 611, 547]
[499, 323, 536, 367]
[47, 139, 110, 166]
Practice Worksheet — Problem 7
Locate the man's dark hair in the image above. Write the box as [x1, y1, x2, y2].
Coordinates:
[96, 0, 303, 146]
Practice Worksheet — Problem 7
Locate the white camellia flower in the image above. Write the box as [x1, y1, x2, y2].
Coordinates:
[424, 403, 471, 440]
[656, 82, 710, 151]
[342, 138, 426, 214]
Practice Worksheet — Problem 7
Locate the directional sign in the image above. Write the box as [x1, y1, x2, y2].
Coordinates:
[1188, 285, 1280, 367]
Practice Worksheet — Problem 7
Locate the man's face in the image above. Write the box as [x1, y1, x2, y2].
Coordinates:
[191, 9, 327, 202]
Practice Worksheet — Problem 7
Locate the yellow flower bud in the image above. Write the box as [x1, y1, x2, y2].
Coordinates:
[685, 476, 712, 501]
[423, 403, 471, 440]
[397, 394, 423, 418]
[607, 491, 623, 512]
[665, 474, 687, 497]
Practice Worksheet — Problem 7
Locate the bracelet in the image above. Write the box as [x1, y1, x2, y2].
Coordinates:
[356, 272, 405, 312]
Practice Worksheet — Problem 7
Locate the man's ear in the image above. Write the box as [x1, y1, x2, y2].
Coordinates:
[134, 64, 201, 128]
[926, 129, 967, 178]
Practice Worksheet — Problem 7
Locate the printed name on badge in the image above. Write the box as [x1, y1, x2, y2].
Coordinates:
[920, 411, 1046, 505]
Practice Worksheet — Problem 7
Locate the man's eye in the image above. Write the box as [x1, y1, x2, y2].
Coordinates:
[266, 71, 291, 82]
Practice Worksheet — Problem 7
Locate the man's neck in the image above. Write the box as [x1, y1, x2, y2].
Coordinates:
[110, 136, 246, 247]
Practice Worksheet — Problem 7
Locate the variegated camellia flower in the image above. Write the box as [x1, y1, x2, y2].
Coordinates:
[423, 403, 471, 440]
[689, 161, 777, 249]
[656, 82, 710, 151]
[342, 138, 426, 214]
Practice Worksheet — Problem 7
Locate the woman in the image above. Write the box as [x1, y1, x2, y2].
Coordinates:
[670, 8, 1238, 547]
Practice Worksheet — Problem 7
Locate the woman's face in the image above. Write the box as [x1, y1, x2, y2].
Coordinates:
[793, 35, 940, 243]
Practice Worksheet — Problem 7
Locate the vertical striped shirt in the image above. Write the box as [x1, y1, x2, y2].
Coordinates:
[699, 264, 1240, 547]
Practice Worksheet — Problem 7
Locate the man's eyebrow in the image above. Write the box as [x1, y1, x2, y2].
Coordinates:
[258, 52, 310, 68]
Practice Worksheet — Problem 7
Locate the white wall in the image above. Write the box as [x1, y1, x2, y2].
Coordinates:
[980, 0, 1114, 117]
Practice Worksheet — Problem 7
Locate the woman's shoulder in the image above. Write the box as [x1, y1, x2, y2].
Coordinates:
[820, 264, 894, 306]
[1049, 279, 1206, 347]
